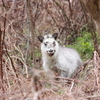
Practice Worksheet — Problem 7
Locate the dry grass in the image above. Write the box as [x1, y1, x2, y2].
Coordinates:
[0, 0, 100, 100]
[0, 51, 100, 100]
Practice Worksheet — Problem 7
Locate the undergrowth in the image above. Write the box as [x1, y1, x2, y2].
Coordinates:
[67, 31, 95, 61]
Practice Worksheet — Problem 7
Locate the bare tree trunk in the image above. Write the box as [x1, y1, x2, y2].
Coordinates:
[26, 0, 35, 66]
[81, 0, 100, 36]
[0, 25, 5, 100]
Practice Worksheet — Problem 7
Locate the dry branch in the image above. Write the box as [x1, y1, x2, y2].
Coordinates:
[0, 0, 100, 100]
[0, 26, 4, 91]
[26, 0, 36, 66]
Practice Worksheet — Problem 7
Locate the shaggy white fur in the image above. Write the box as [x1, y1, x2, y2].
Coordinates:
[38, 33, 82, 78]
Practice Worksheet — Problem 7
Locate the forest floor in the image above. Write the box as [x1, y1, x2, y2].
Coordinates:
[0, 51, 100, 100]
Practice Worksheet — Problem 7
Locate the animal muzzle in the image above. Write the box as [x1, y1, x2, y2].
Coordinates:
[47, 50, 55, 56]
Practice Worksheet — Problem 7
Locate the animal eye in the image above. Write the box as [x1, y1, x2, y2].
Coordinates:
[53, 41, 56, 46]
[44, 42, 48, 46]
[44, 43, 47, 46]
[53, 41, 55, 44]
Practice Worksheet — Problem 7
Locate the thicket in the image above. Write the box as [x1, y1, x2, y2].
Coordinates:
[0, 0, 100, 100]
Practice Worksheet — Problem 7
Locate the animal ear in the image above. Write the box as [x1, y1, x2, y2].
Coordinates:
[38, 36, 44, 42]
[52, 33, 58, 40]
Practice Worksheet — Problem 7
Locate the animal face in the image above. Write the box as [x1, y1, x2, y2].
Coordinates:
[38, 33, 58, 57]
[43, 38, 56, 56]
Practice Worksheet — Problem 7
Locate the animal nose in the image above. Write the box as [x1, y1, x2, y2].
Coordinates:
[49, 49, 53, 53]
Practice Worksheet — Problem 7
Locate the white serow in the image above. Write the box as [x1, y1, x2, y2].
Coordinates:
[38, 33, 82, 78]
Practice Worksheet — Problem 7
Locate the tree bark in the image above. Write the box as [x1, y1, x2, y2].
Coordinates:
[81, 0, 100, 36]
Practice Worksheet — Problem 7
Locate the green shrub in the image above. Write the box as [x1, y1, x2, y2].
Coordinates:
[67, 31, 94, 60]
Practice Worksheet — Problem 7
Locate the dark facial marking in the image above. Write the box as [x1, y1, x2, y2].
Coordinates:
[53, 41, 56, 46]
[44, 43, 47, 46]
[44, 42, 48, 46]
